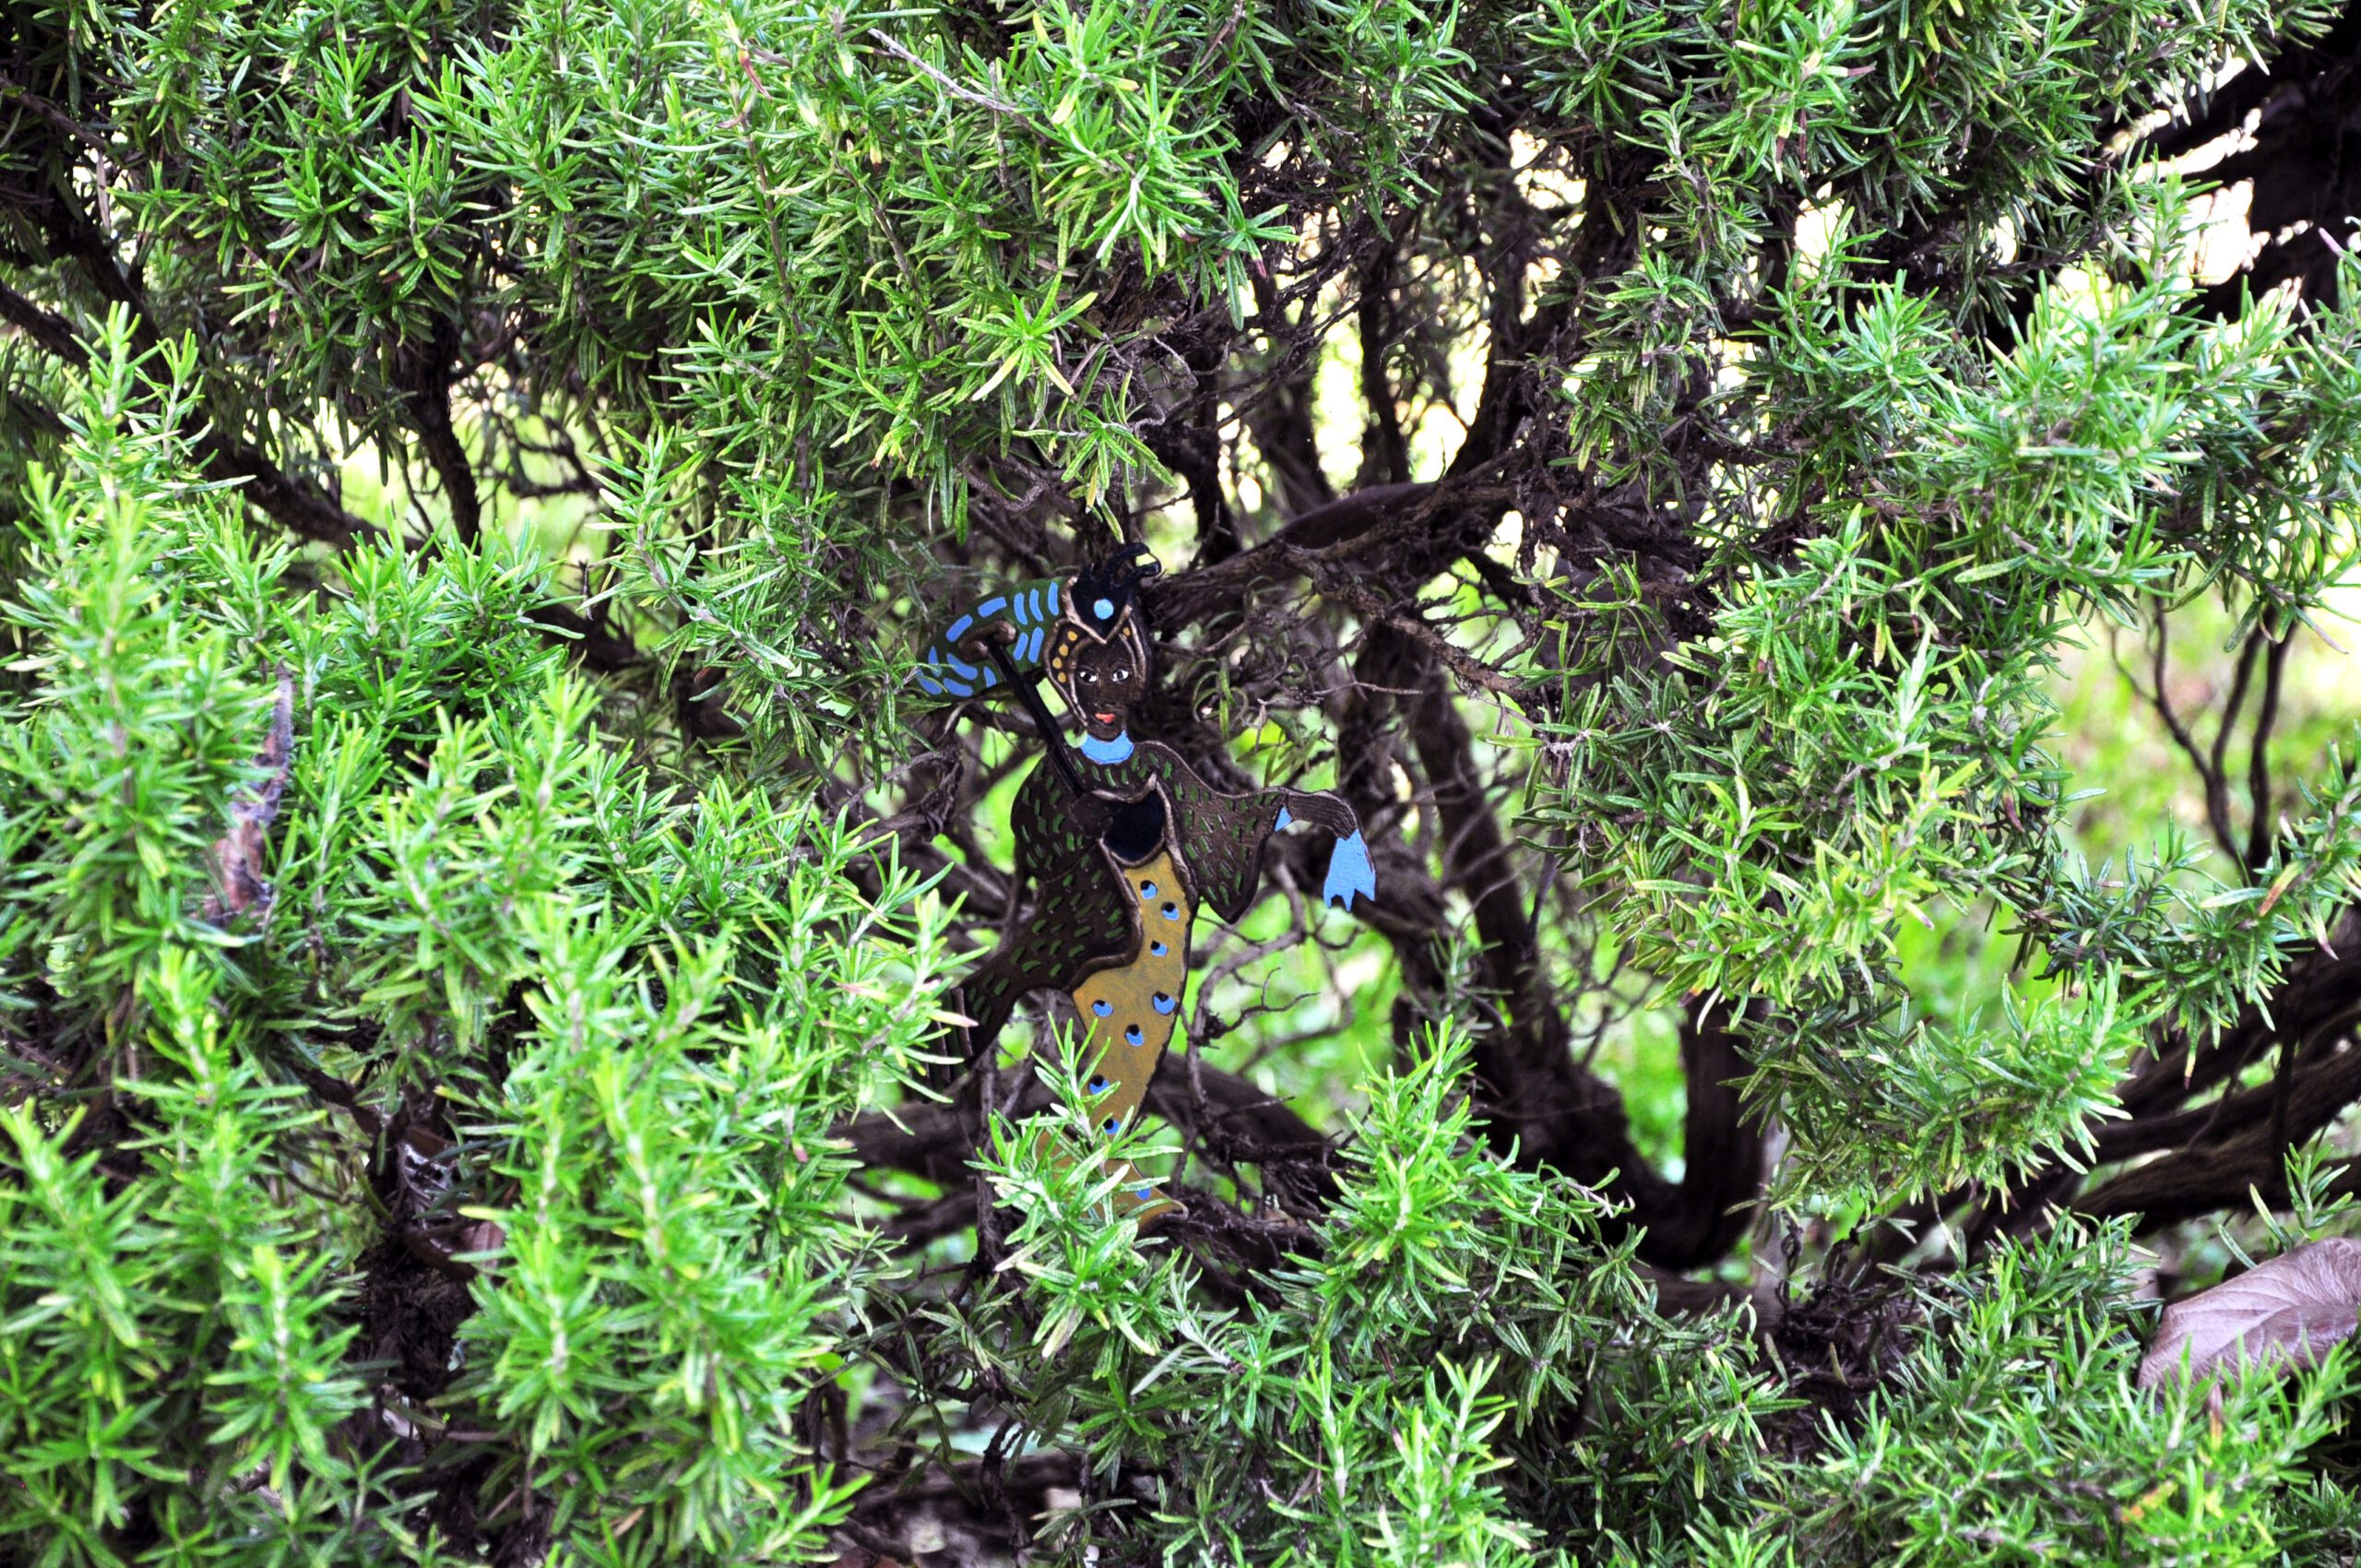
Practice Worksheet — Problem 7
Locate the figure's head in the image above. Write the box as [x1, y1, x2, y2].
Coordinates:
[1046, 545, 1160, 741]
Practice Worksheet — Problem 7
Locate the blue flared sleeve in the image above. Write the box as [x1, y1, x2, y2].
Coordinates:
[1323, 829, 1376, 910]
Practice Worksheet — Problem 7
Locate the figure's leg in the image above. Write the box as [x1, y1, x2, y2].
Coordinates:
[1275, 787, 1357, 837]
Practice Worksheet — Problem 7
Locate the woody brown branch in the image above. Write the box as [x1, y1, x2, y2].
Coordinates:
[1936, 910, 2361, 1254]
[1351, 624, 1766, 1266]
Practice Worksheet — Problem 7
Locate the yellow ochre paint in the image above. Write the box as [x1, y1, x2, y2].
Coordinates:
[1055, 847, 1192, 1225]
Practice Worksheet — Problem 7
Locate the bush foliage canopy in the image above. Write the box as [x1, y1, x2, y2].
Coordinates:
[6, 0, 2361, 1562]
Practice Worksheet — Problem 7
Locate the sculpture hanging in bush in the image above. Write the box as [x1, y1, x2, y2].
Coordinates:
[914, 544, 1374, 1220]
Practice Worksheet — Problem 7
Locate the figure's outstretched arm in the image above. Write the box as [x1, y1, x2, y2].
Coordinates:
[1273, 789, 1376, 910]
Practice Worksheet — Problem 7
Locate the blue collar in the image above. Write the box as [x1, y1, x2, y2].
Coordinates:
[1079, 731, 1134, 764]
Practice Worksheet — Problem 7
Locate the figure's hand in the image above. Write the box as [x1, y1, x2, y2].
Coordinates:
[955, 618, 1019, 661]
[1275, 790, 1358, 838]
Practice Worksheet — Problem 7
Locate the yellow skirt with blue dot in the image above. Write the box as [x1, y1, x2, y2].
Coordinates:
[1059, 847, 1191, 1225]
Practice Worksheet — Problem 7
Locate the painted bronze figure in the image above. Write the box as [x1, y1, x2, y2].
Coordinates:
[914, 545, 1374, 1222]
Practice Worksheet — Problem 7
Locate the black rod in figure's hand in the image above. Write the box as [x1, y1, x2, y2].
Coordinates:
[979, 636, 1086, 800]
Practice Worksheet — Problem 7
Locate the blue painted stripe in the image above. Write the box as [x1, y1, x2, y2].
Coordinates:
[977, 596, 1005, 619]
[1046, 580, 1060, 612]
[916, 672, 943, 695]
[947, 656, 978, 679]
[944, 613, 974, 645]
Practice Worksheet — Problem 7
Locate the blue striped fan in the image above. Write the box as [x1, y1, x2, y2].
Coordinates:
[911, 577, 1063, 698]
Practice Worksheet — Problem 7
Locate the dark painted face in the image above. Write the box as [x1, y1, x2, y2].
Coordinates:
[1048, 618, 1149, 741]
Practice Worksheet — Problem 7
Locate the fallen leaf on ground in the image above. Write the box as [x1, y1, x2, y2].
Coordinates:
[2139, 1238, 2361, 1389]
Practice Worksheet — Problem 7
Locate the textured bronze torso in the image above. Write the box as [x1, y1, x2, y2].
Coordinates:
[968, 742, 1287, 1218]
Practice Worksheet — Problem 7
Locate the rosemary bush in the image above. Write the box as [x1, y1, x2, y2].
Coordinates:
[6, 0, 2361, 1562]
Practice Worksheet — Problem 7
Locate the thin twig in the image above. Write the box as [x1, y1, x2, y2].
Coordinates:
[865, 30, 1026, 116]
[2206, 627, 2264, 798]
[2244, 633, 2292, 873]
[2146, 617, 2239, 862]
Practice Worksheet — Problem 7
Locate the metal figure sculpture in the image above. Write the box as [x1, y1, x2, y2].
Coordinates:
[914, 545, 1374, 1223]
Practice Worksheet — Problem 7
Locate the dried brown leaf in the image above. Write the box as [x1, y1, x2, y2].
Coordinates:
[201, 663, 297, 925]
[2138, 1238, 2361, 1389]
